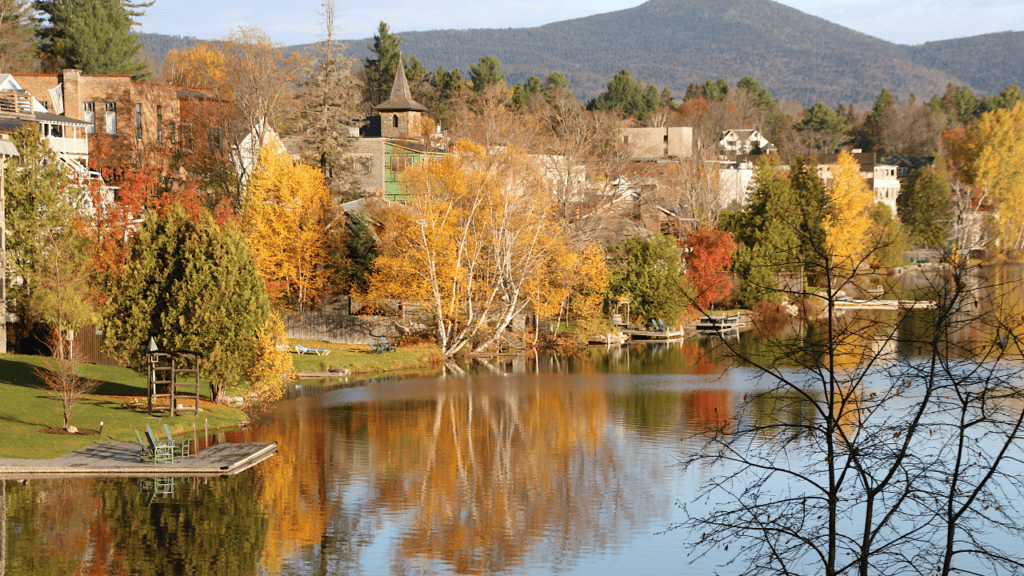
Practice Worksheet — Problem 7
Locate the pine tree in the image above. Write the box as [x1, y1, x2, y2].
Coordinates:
[342, 212, 378, 294]
[897, 161, 954, 248]
[469, 55, 505, 92]
[361, 21, 403, 107]
[3, 128, 87, 330]
[0, 0, 38, 72]
[298, 0, 360, 198]
[103, 206, 270, 403]
[35, 0, 149, 80]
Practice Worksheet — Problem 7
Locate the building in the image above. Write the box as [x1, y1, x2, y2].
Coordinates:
[719, 129, 774, 158]
[1, 73, 96, 185]
[816, 151, 901, 214]
[348, 62, 446, 201]
[621, 126, 693, 161]
[13, 70, 181, 154]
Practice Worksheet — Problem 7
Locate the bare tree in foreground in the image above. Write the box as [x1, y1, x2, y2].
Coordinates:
[676, 232, 1024, 575]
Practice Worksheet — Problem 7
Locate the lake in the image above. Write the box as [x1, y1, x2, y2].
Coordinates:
[5, 266, 1024, 575]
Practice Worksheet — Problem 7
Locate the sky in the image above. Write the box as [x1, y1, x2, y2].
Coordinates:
[137, 0, 1024, 47]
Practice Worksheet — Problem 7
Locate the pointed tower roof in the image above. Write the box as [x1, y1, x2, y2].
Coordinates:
[374, 54, 428, 113]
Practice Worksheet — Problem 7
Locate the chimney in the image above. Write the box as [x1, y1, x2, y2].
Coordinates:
[61, 69, 83, 120]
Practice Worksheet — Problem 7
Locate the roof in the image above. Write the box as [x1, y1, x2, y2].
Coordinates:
[0, 138, 18, 156]
[0, 117, 28, 133]
[374, 56, 428, 113]
[34, 111, 92, 126]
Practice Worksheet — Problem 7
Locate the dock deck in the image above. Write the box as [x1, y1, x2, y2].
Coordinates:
[620, 328, 684, 340]
[0, 441, 277, 479]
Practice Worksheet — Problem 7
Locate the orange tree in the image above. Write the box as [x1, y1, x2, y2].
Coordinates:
[366, 141, 601, 357]
[243, 141, 336, 310]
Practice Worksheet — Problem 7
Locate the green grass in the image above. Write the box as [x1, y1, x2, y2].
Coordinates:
[287, 338, 444, 374]
[0, 354, 248, 460]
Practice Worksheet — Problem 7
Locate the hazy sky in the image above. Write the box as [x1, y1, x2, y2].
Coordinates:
[138, 0, 1023, 47]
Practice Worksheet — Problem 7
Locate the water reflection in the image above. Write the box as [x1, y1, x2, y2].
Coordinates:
[2, 474, 269, 576]
[8, 267, 1024, 576]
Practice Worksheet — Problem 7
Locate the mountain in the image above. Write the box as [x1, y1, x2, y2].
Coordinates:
[139, 0, 1023, 107]
[906, 32, 1024, 97]
[330, 0, 1017, 107]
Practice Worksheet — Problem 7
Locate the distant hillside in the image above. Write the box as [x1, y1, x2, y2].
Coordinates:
[906, 32, 1024, 97]
[139, 0, 1023, 108]
[138, 33, 198, 58]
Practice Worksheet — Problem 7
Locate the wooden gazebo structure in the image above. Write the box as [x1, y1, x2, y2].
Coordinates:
[146, 342, 203, 417]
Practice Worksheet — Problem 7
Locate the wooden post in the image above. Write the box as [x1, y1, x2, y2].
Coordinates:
[1, 153, 7, 355]
[169, 355, 177, 417]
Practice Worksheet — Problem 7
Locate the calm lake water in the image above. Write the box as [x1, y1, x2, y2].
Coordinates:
[5, 267, 1024, 575]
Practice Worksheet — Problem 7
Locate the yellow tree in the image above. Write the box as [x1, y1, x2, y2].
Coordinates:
[367, 141, 586, 357]
[969, 101, 1024, 251]
[164, 42, 231, 96]
[244, 141, 334, 310]
[824, 151, 874, 273]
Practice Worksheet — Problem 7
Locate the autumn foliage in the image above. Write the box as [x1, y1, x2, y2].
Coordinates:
[681, 227, 737, 310]
[824, 151, 874, 270]
[367, 141, 605, 356]
[244, 141, 335, 310]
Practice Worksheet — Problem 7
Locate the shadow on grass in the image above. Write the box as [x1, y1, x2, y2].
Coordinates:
[0, 357, 143, 396]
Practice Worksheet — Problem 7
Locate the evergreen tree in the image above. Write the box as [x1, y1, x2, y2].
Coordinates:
[980, 85, 1023, 114]
[606, 234, 688, 324]
[589, 69, 659, 121]
[737, 76, 773, 111]
[0, 0, 38, 72]
[422, 65, 463, 126]
[3, 127, 87, 331]
[940, 83, 980, 124]
[898, 161, 954, 248]
[469, 55, 505, 92]
[699, 78, 729, 101]
[343, 212, 378, 294]
[858, 88, 896, 152]
[361, 21, 402, 107]
[721, 158, 818, 306]
[298, 0, 360, 198]
[800, 101, 851, 152]
[103, 206, 270, 403]
[35, 0, 149, 79]
[545, 71, 569, 92]
[512, 75, 544, 108]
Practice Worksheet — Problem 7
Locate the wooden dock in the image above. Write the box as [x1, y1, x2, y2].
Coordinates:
[833, 299, 936, 310]
[692, 314, 744, 338]
[0, 441, 277, 479]
[620, 328, 685, 341]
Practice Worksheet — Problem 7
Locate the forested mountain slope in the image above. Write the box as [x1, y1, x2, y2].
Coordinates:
[139, 0, 1022, 107]
[332, 0, 1015, 106]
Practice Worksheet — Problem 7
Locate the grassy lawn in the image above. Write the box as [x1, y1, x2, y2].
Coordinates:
[287, 338, 444, 375]
[0, 354, 248, 460]
[1, 338, 443, 460]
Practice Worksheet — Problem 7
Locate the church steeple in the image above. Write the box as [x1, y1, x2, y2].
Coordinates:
[374, 53, 427, 113]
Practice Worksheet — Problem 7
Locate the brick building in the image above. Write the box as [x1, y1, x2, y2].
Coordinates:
[12, 69, 230, 182]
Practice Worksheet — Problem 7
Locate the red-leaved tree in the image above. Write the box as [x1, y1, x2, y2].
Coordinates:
[681, 227, 737, 310]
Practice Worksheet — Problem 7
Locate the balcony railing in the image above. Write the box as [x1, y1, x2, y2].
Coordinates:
[46, 135, 89, 156]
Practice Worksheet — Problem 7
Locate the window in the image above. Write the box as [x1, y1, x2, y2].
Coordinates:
[208, 127, 224, 151]
[156, 106, 163, 142]
[390, 155, 414, 174]
[104, 102, 117, 135]
[393, 115, 399, 128]
[169, 122, 176, 144]
[83, 102, 95, 134]
[135, 103, 142, 140]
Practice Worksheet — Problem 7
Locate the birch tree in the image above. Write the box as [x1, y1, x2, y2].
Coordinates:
[244, 142, 334, 311]
[366, 142, 586, 357]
